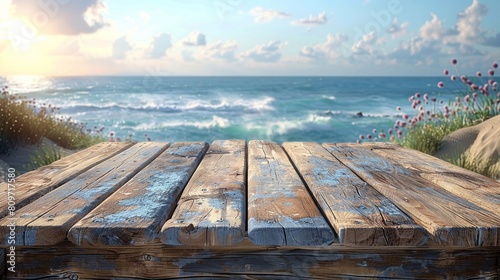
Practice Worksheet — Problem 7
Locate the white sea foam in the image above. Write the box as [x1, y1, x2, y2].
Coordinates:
[322, 95, 336, 101]
[180, 96, 275, 112]
[136, 116, 231, 130]
[59, 95, 275, 113]
[246, 113, 332, 136]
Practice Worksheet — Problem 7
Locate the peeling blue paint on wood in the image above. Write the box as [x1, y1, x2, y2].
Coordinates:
[101, 172, 187, 225]
[0, 142, 170, 246]
[161, 140, 246, 246]
[247, 141, 335, 246]
[67, 142, 208, 246]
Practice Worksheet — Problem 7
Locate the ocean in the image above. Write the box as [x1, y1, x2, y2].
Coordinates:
[1, 76, 459, 144]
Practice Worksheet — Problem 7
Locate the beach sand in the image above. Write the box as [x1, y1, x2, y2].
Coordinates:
[434, 114, 500, 179]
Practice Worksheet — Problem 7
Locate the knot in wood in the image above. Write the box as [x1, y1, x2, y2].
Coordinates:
[183, 223, 195, 233]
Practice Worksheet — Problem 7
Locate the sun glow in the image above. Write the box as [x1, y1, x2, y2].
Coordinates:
[0, 0, 45, 52]
[5, 75, 53, 93]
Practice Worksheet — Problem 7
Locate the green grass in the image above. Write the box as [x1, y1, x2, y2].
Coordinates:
[23, 146, 63, 172]
[1, 85, 105, 155]
[448, 153, 499, 180]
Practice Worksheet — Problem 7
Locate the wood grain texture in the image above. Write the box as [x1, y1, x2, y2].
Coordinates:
[9, 242, 500, 279]
[363, 142, 500, 216]
[324, 143, 500, 246]
[283, 142, 428, 246]
[247, 141, 334, 246]
[0, 142, 169, 246]
[160, 140, 246, 246]
[0, 142, 133, 219]
[68, 142, 208, 246]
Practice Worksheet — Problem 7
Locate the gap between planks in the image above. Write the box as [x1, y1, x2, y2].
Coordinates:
[0, 142, 169, 246]
[67, 142, 208, 246]
[283, 142, 428, 246]
[324, 143, 500, 246]
[0, 142, 133, 220]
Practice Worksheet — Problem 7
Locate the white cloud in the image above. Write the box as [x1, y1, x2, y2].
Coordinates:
[11, 0, 108, 35]
[249, 7, 290, 23]
[112, 36, 132, 59]
[181, 50, 194, 62]
[146, 33, 172, 59]
[291, 12, 327, 25]
[420, 13, 445, 41]
[240, 40, 284, 62]
[388, 18, 409, 38]
[183, 31, 206, 47]
[299, 33, 348, 61]
[351, 32, 378, 55]
[455, 0, 487, 43]
[203, 40, 239, 62]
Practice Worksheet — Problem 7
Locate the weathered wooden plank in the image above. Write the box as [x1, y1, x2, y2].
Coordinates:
[247, 141, 334, 246]
[362, 142, 500, 216]
[283, 142, 428, 246]
[0, 142, 133, 219]
[9, 242, 500, 279]
[68, 142, 208, 246]
[0, 142, 169, 246]
[324, 143, 500, 246]
[160, 140, 246, 246]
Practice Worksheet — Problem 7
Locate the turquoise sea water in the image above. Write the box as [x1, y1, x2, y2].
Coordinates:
[1, 76, 461, 143]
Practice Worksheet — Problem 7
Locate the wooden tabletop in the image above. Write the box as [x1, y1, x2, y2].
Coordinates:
[1, 140, 499, 248]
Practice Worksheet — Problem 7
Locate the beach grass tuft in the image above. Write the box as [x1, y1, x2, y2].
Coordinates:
[1, 85, 105, 154]
[359, 59, 499, 178]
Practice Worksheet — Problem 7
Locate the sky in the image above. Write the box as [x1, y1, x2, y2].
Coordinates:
[0, 0, 499, 76]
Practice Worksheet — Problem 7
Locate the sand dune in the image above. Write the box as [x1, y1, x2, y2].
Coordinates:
[434, 114, 500, 179]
